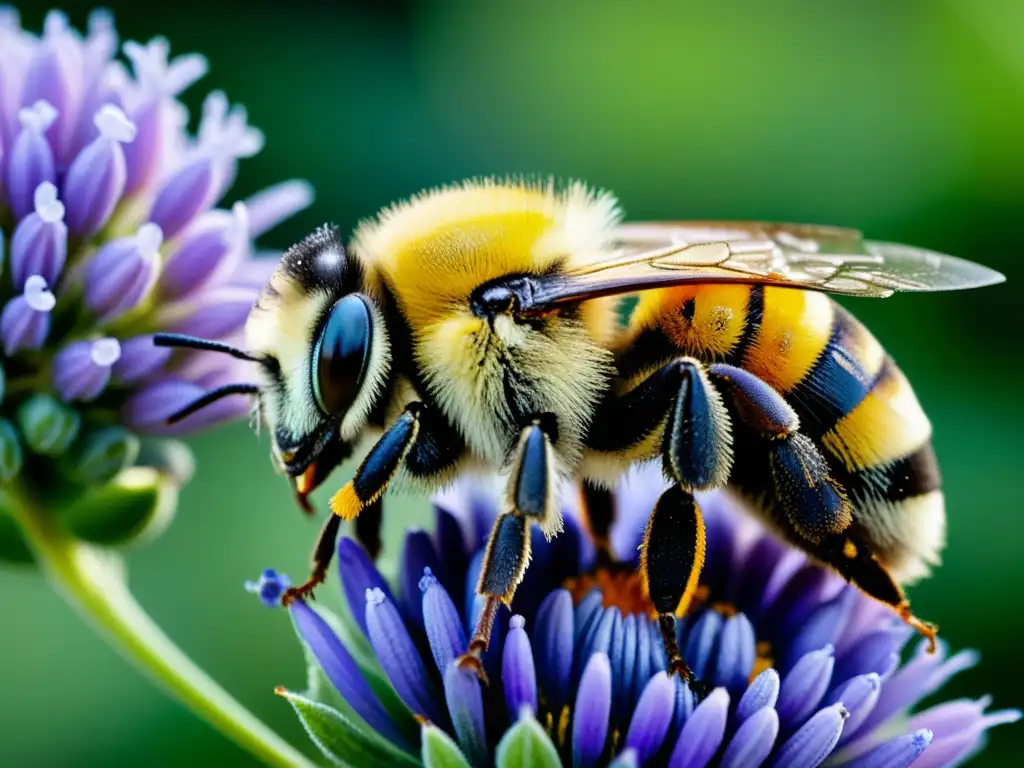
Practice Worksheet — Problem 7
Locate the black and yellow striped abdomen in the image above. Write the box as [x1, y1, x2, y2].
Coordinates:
[614, 284, 945, 584]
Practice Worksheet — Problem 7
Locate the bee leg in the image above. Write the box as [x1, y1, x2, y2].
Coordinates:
[354, 498, 384, 562]
[817, 531, 939, 652]
[581, 480, 617, 566]
[708, 363, 852, 541]
[458, 415, 559, 681]
[639, 484, 707, 686]
[282, 513, 343, 604]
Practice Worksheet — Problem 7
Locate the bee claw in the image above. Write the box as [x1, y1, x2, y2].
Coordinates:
[455, 651, 489, 685]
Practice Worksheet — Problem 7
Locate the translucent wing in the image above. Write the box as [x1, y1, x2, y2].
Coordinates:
[521, 221, 1005, 313]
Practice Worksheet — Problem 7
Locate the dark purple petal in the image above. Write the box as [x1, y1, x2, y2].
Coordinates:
[612, 612, 638, 722]
[624, 672, 675, 763]
[337, 537, 394, 637]
[84, 224, 161, 320]
[158, 203, 247, 299]
[648, 617, 667, 675]
[575, 607, 615, 689]
[777, 645, 834, 731]
[5, 101, 57, 220]
[63, 105, 135, 236]
[113, 335, 171, 384]
[769, 702, 847, 768]
[762, 563, 835, 654]
[244, 567, 289, 608]
[443, 662, 486, 766]
[420, 567, 466, 673]
[828, 673, 880, 742]
[668, 686, 729, 768]
[434, 505, 469, 599]
[720, 706, 779, 768]
[833, 628, 906, 683]
[163, 285, 256, 338]
[400, 528, 441, 629]
[712, 612, 756, 694]
[574, 588, 604, 645]
[365, 587, 443, 722]
[631, 611, 652, 706]
[534, 588, 574, 713]
[736, 669, 781, 724]
[19, 13, 78, 159]
[671, 676, 697, 735]
[9, 182, 65, 289]
[572, 653, 612, 768]
[844, 729, 932, 768]
[121, 378, 250, 435]
[502, 615, 537, 717]
[464, 549, 485, 629]
[734, 536, 787, 618]
[682, 609, 722, 681]
[52, 338, 120, 402]
[1, 277, 54, 354]
[148, 157, 216, 239]
[782, 588, 855, 670]
[289, 599, 405, 745]
[244, 179, 314, 238]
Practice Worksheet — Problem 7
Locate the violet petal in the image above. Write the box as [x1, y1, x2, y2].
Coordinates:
[420, 567, 466, 674]
[533, 588, 574, 714]
[669, 686, 729, 768]
[6, 101, 57, 220]
[443, 662, 486, 766]
[148, 157, 216, 239]
[52, 338, 120, 402]
[844, 729, 932, 768]
[623, 671, 675, 763]
[720, 706, 779, 768]
[112, 335, 171, 384]
[400, 527, 441, 629]
[769, 702, 847, 768]
[502, 615, 538, 717]
[572, 653, 612, 768]
[777, 645, 834, 732]
[163, 285, 256, 338]
[84, 223, 161, 320]
[712, 612, 756, 694]
[736, 668, 781, 724]
[1, 276, 54, 354]
[245, 179, 314, 238]
[63, 105, 135, 237]
[9, 181, 66, 289]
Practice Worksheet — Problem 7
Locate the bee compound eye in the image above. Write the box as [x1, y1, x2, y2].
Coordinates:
[312, 294, 373, 416]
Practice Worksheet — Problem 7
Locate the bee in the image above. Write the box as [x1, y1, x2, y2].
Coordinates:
[155, 178, 1003, 681]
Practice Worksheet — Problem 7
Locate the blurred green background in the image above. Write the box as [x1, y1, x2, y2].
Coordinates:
[2, 0, 1023, 765]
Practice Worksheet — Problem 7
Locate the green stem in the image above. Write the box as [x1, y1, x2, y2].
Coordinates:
[9, 493, 316, 768]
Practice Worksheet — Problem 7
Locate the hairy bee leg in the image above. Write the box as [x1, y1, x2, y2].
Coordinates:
[329, 403, 424, 521]
[817, 531, 938, 652]
[639, 484, 706, 682]
[354, 498, 384, 561]
[458, 415, 559, 680]
[282, 513, 343, 604]
[581, 480, 617, 565]
[709, 363, 852, 541]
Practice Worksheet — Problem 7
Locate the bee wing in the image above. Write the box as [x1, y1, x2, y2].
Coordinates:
[522, 221, 1005, 313]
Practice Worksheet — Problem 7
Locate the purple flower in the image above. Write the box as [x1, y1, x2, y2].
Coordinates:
[0, 12, 311, 502]
[252, 468, 1019, 767]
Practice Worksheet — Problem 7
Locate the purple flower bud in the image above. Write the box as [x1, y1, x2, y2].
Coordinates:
[20, 12, 81, 162]
[502, 615, 538, 717]
[244, 568, 290, 608]
[63, 105, 136, 237]
[713, 612, 756, 694]
[443, 663, 487, 766]
[52, 338, 121, 402]
[245, 180, 314, 238]
[9, 182, 66, 290]
[162, 285, 255, 339]
[5, 100, 57, 220]
[1, 275, 55, 354]
[122, 379, 249, 435]
[194, 90, 264, 201]
[148, 157, 216, 240]
[777, 645, 835, 731]
[420, 567, 466, 674]
[122, 98, 167, 196]
[112, 335, 172, 384]
[365, 586, 443, 723]
[721, 707, 779, 768]
[770, 703, 848, 768]
[158, 203, 248, 299]
[84, 223, 161, 320]
[624, 671, 676, 764]
[669, 687, 730, 768]
[845, 729, 932, 768]
[400, 528, 442, 629]
[572, 653, 612, 768]
[683, 608, 723, 681]
[736, 668, 781, 723]
[830, 673, 881, 741]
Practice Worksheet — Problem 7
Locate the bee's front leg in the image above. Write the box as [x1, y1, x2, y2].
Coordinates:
[458, 414, 560, 682]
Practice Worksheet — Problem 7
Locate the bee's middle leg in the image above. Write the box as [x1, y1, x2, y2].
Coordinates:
[458, 413, 560, 681]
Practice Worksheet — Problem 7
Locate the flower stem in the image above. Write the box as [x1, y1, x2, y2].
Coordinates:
[9, 493, 316, 768]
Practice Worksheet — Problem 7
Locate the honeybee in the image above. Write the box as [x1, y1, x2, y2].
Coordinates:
[156, 179, 1003, 681]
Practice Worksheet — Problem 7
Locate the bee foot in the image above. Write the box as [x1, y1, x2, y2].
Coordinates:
[455, 650, 489, 685]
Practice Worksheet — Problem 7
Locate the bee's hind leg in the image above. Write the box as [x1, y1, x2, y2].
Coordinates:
[458, 414, 560, 682]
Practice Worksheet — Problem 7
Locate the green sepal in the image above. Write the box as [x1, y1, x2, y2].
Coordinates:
[0, 493, 33, 565]
[421, 724, 471, 768]
[276, 688, 422, 768]
[495, 713, 561, 768]
[62, 467, 177, 547]
[0, 418, 24, 483]
[135, 438, 195, 486]
[17, 394, 81, 457]
[64, 426, 140, 485]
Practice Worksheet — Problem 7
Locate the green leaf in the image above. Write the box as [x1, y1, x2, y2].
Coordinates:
[495, 714, 561, 768]
[277, 688, 422, 768]
[17, 394, 80, 457]
[136, 438, 195, 486]
[62, 467, 177, 547]
[0, 494, 33, 565]
[422, 724, 471, 768]
[0, 418, 24, 483]
[65, 426, 140, 485]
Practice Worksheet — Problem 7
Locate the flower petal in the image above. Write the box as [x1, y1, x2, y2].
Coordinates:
[720, 706, 779, 768]
[736, 668, 781, 724]
[712, 612, 756, 694]
[624, 671, 676, 763]
[669, 686, 729, 768]
[682, 609, 722, 681]
[769, 702, 847, 768]
[572, 653, 612, 768]
[777, 645, 835, 731]
[828, 673, 880, 741]
[502, 615, 537, 717]
[534, 588, 574, 714]
[337, 537, 393, 637]
[443, 662, 487, 767]
[844, 729, 932, 768]
[401, 527, 441, 629]
[420, 567, 466, 674]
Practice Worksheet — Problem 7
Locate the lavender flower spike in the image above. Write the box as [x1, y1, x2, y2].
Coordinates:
[64, 105, 137, 237]
[5, 100, 58, 220]
[52, 338, 121, 402]
[1, 275, 55, 354]
[158, 202, 248, 299]
[84, 223, 161, 320]
[9, 181, 67, 290]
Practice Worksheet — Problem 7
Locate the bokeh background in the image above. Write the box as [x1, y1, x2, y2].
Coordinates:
[2, 0, 1022, 765]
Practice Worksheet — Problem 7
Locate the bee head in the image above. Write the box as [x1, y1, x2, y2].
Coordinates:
[155, 225, 392, 510]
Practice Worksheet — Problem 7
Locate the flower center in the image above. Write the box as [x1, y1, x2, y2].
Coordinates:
[564, 565, 655, 617]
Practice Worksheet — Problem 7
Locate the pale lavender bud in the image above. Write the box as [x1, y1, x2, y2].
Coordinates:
[1, 275, 55, 354]
[84, 223, 161, 320]
[147, 157, 216, 241]
[5, 100, 57, 220]
[245, 180, 314, 238]
[194, 90, 264, 201]
[9, 182, 67, 290]
[163, 285, 256, 339]
[20, 11, 82, 163]
[122, 99, 165, 196]
[113, 335, 172, 384]
[63, 105, 136, 237]
[159, 202, 248, 299]
[53, 338, 121, 402]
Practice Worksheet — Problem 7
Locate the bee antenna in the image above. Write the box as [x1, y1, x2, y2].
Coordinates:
[153, 333, 260, 363]
[166, 383, 261, 425]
